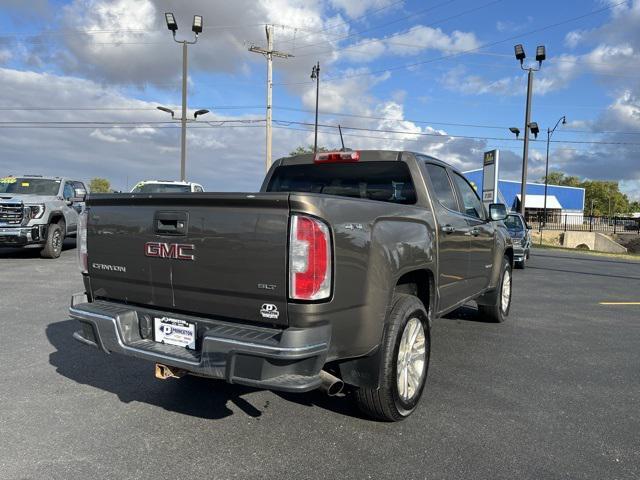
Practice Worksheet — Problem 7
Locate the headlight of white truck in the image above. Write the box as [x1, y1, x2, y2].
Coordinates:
[25, 204, 46, 220]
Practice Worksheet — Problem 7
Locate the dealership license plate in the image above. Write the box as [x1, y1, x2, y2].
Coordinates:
[153, 317, 196, 350]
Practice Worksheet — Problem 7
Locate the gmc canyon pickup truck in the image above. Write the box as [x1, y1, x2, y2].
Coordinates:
[70, 150, 513, 421]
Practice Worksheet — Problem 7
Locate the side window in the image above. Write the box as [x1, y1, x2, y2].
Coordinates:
[425, 164, 458, 211]
[194, 185, 203, 192]
[63, 182, 75, 200]
[452, 173, 485, 219]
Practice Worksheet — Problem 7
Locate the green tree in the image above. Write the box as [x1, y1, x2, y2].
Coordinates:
[541, 171, 581, 187]
[89, 177, 111, 193]
[540, 171, 630, 215]
[289, 145, 329, 156]
[629, 201, 640, 213]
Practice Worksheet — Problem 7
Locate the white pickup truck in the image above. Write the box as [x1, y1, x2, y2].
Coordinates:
[130, 180, 204, 193]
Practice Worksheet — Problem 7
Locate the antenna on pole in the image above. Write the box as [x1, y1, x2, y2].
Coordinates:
[249, 25, 294, 172]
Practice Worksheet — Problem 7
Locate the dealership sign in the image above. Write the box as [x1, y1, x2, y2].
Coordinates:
[482, 149, 500, 208]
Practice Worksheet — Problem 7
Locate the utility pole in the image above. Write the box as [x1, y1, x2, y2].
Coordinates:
[543, 116, 566, 226]
[311, 62, 320, 154]
[513, 44, 546, 218]
[249, 25, 293, 171]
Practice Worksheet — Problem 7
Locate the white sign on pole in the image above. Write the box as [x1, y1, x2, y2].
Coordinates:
[482, 149, 500, 208]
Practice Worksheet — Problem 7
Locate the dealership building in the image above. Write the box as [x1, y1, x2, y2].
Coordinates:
[463, 168, 586, 221]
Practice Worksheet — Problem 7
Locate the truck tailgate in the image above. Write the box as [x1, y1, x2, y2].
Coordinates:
[86, 193, 290, 326]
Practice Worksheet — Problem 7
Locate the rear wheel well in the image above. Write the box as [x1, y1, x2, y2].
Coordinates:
[394, 270, 433, 317]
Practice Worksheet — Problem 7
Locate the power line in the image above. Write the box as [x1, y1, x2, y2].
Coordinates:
[271, 124, 612, 154]
[2, 105, 640, 135]
[277, 0, 627, 85]
[277, 0, 406, 46]
[293, 0, 460, 52]
[292, 0, 504, 58]
[272, 120, 640, 146]
[0, 24, 267, 39]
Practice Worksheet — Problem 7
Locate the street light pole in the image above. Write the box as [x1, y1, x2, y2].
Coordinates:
[180, 40, 188, 182]
[164, 13, 202, 182]
[311, 62, 320, 154]
[521, 69, 533, 217]
[543, 115, 566, 226]
[514, 44, 545, 218]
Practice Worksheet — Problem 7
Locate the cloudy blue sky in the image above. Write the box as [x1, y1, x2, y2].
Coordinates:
[1, 0, 639, 198]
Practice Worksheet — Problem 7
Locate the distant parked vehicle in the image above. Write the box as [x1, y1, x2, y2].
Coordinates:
[130, 180, 204, 193]
[624, 219, 640, 232]
[0, 175, 87, 258]
[504, 212, 531, 269]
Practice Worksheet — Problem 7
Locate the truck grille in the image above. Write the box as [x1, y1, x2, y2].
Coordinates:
[0, 202, 24, 225]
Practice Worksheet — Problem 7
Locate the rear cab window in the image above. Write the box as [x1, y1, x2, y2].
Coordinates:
[266, 161, 417, 205]
[424, 163, 458, 211]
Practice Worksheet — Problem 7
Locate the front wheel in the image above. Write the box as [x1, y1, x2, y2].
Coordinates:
[477, 257, 512, 323]
[41, 223, 64, 259]
[354, 294, 430, 422]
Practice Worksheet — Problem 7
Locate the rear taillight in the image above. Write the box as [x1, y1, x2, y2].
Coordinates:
[314, 151, 360, 163]
[289, 215, 332, 301]
[77, 209, 88, 274]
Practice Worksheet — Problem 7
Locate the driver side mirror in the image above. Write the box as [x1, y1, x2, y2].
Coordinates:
[488, 203, 507, 221]
[70, 188, 87, 203]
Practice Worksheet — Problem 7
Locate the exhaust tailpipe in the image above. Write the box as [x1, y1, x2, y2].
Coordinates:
[155, 363, 186, 380]
[319, 370, 344, 396]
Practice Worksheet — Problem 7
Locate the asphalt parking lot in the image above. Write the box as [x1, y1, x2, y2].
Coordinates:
[1, 243, 639, 480]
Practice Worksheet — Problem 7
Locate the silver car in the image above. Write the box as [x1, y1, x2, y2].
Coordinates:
[504, 212, 531, 269]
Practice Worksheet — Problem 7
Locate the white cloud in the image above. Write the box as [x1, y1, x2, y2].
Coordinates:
[0, 67, 280, 191]
[565, 30, 583, 48]
[21, 0, 344, 87]
[340, 25, 480, 63]
[90, 129, 130, 144]
[0, 48, 11, 64]
[328, 0, 401, 19]
[387, 26, 480, 55]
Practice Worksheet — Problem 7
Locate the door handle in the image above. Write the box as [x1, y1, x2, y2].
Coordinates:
[464, 228, 481, 237]
[154, 211, 189, 235]
[441, 225, 455, 234]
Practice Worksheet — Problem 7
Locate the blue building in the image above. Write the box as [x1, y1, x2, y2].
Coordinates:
[463, 168, 585, 221]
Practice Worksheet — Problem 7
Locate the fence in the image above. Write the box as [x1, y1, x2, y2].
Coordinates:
[527, 213, 640, 234]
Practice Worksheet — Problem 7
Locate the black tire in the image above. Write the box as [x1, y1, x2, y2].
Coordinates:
[477, 257, 512, 323]
[41, 223, 64, 259]
[354, 294, 430, 422]
[515, 258, 526, 269]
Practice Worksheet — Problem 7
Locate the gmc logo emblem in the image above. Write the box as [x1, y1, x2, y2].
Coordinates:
[144, 242, 195, 261]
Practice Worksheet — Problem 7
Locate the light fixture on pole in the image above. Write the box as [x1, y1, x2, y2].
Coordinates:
[164, 12, 203, 182]
[509, 127, 520, 139]
[542, 115, 566, 226]
[514, 43, 546, 217]
[311, 62, 320, 154]
[157, 106, 175, 119]
[194, 109, 209, 119]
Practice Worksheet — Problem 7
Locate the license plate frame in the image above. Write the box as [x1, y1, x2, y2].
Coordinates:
[153, 317, 196, 350]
